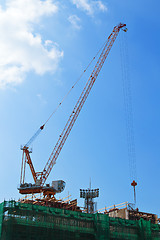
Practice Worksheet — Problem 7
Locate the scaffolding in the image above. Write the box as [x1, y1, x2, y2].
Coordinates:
[0, 200, 160, 240]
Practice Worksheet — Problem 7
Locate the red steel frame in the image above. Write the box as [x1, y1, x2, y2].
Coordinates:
[20, 23, 126, 193]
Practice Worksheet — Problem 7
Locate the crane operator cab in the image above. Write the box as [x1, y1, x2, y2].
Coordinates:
[18, 180, 66, 198]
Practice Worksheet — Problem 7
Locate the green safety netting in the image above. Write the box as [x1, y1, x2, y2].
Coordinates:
[0, 200, 159, 240]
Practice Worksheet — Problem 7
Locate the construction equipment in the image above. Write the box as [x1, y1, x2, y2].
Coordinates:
[80, 188, 99, 213]
[18, 23, 127, 198]
[131, 180, 137, 204]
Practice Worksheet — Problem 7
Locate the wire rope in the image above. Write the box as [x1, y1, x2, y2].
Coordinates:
[120, 32, 137, 200]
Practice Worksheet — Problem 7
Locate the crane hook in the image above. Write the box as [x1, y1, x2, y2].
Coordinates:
[131, 180, 137, 205]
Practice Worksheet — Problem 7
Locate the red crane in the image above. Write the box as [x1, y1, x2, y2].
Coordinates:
[19, 23, 127, 198]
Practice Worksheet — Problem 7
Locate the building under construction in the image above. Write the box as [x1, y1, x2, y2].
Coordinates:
[0, 200, 160, 240]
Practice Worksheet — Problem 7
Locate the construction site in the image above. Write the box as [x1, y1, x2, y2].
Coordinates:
[0, 198, 160, 240]
[0, 23, 159, 239]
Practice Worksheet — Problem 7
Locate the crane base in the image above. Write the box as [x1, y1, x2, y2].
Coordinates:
[18, 180, 65, 197]
[18, 184, 56, 198]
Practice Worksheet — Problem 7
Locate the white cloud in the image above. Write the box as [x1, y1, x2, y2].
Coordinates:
[0, 0, 64, 89]
[68, 15, 81, 29]
[96, 1, 107, 12]
[37, 93, 47, 105]
[71, 0, 107, 16]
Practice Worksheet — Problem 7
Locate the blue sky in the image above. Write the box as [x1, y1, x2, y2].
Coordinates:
[0, 0, 160, 216]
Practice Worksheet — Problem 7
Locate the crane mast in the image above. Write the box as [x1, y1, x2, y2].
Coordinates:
[19, 23, 127, 197]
